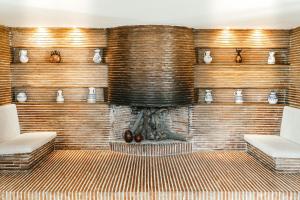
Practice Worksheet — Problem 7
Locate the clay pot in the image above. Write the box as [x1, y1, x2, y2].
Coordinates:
[50, 51, 61, 63]
[123, 130, 133, 143]
[235, 49, 242, 63]
[50, 55, 61, 63]
[134, 133, 144, 143]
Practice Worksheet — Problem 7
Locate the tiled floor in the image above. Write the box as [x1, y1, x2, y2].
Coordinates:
[0, 150, 300, 200]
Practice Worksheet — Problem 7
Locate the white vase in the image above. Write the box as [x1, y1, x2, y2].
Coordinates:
[203, 51, 212, 64]
[56, 89, 64, 103]
[93, 49, 102, 64]
[87, 87, 96, 103]
[268, 91, 278, 104]
[268, 51, 275, 65]
[17, 92, 27, 103]
[204, 90, 213, 104]
[234, 89, 243, 104]
[19, 50, 29, 63]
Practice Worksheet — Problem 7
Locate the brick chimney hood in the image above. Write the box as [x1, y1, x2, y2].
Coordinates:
[107, 25, 195, 107]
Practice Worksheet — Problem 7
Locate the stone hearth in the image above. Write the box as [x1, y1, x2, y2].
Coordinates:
[109, 140, 192, 156]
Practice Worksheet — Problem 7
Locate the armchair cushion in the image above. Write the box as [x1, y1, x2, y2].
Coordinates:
[0, 132, 56, 155]
[244, 134, 300, 158]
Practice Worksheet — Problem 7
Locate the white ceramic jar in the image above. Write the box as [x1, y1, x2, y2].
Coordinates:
[268, 91, 278, 104]
[19, 50, 29, 63]
[268, 51, 276, 65]
[203, 50, 212, 64]
[56, 89, 65, 103]
[204, 89, 213, 104]
[93, 49, 102, 64]
[234, 89, 243, 104]
[17, 92, 27, 103]
[87, 87, 96, 103]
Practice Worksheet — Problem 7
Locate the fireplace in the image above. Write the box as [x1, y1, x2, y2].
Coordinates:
[107, 25, 195, 155]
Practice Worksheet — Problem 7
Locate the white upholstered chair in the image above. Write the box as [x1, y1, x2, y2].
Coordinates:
[244, 106, 300, 172]
[0, 104, 56, 155]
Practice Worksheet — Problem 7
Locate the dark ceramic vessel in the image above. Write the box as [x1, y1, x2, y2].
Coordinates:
[134, 133, 144, 143]
[235, 49, 242, 63]
[123, 130, 133, 143]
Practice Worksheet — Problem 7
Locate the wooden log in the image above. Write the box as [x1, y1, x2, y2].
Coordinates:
[131, 110, 144, 133]
[130, 108, 187, 141]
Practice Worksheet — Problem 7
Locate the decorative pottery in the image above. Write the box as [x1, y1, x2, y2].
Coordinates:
[204, 89, 213, 104]
[16, 92, 27, 103]
[134, 133, 144, 143]
[203, 50, 212, 64]
[124, 130, 133, 143]
[268, 51, 276, 64]
[56, 89, 64, 103]
[268, 91, 278, 104]
[50, 50, 61, 63]
[235, 49, 242, 63]
[93, 48, 103, 64]
[87, 87, 96, 103]
[19, 50, 29, 63]
[234, 89, 243, 104]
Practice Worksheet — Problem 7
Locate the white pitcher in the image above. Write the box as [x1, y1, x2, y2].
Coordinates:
[268, 51, 275, 65]
[56, 89, 64, 103]
[203, 50, 212, 64]
[234, 89, 243, 104]
[19, 49, 29, 63]
[87, 87, 96, 103]
[93, 49, 102, 64]
[204, 89, 213, 104]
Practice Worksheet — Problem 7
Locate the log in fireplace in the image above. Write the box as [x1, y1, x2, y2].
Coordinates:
[130, 108, 187, 141]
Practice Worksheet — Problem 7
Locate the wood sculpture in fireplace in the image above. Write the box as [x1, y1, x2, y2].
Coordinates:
[129, 108, 187, 141]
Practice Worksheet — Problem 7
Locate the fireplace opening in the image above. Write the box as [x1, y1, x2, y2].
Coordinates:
[109, 105, 192, 156]
[110, 105, 190, 143]
[129, 107, 188, 141]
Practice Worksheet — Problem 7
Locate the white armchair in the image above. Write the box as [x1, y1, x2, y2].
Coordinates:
[0, 104, 56, 170]
[244, 106, 300, 173]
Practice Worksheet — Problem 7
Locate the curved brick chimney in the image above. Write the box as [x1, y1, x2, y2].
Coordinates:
[107, 25, 195, 107]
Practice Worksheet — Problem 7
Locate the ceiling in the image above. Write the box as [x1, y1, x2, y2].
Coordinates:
[0, 0, 300, 29]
